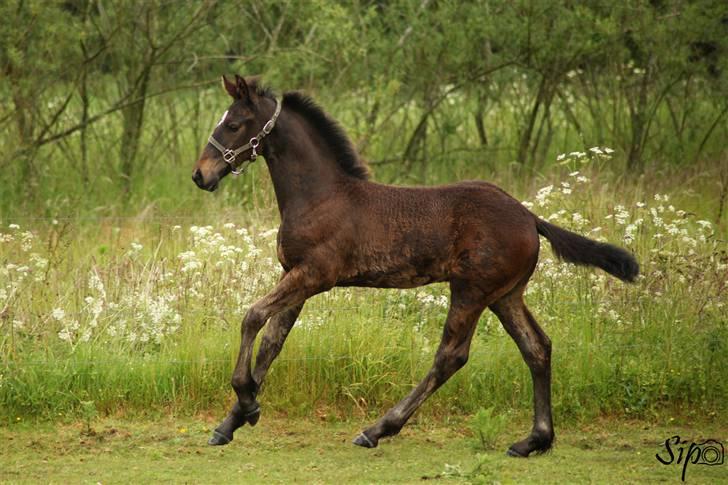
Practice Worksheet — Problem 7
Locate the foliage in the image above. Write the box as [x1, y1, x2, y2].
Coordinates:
[1, 0, 726, 216]
[468, 407, 507, 451]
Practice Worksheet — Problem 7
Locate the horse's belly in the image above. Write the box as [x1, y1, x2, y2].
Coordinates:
[336, 264, 448, 289]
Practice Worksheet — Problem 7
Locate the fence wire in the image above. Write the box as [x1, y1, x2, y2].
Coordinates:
[1, 338, 715, 373]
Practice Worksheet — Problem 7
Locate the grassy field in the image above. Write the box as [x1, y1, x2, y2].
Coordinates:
[1, 416, 726, 483]
[2, 151, 726, 425]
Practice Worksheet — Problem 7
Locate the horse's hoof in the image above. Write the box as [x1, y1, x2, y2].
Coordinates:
[352, 432, 377, 448]
[208, 430, 232, 446]
[244, 406, 260, 427]
[506, 447, 527, 458]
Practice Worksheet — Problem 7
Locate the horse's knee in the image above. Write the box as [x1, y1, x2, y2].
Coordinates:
[242, 305, 266, 333]
[435, 346, 469, 378]
[452, 350, 469, 370]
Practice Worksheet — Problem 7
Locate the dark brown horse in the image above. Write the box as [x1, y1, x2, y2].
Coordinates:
[192, 75, 638, 457]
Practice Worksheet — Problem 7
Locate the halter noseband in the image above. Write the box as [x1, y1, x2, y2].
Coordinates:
[207, 98, 282, 176]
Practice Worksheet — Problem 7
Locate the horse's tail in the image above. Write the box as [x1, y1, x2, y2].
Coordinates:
[534, 217, 639, 282]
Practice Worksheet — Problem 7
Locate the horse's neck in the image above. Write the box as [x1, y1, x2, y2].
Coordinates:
[264, 112, 346, 219]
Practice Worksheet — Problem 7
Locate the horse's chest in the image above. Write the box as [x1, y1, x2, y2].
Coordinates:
[276, 242, 290, 271]
[276, 239, 302, 272]
[275, 232, 311, 271]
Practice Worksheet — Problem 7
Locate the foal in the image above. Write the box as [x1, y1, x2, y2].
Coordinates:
[192, 75, 638, 457]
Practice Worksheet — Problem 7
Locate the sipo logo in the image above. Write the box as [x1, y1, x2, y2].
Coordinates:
[655, 435, 724, 481]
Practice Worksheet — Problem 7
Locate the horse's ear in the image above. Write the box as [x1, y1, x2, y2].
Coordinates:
[234, 74, 252, 102]
[221, 75, 239, 99]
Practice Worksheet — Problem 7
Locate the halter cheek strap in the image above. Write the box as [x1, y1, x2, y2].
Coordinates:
[207, 98, 282, 176]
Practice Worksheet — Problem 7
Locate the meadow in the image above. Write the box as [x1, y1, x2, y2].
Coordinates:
[2, 416, 726, 483]
[2, 149, 726, 428]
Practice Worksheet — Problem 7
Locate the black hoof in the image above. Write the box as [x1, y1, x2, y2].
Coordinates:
[208, 430, 232, 446]
[506, 447, 527, 458]
[352, 432, 377, 448]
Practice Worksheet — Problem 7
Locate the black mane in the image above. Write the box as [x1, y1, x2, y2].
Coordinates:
[279, 91, 370, 180]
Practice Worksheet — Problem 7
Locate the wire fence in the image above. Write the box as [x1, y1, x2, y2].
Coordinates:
[1, 338, 718, 372]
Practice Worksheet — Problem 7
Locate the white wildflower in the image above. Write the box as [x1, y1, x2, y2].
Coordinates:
[535, 185, 553, 207]
[51, 308, 66, 321]
[58, 328, 72, 343]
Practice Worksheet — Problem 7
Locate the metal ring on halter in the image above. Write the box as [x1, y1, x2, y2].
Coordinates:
[223, 149, 236, 164]
[230, 163, 245, 176]
[249, 137, 260, 161]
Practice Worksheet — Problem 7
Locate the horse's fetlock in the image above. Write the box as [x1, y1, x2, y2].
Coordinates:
[531, 424, 555, 448]
[379, 417, 403, 437]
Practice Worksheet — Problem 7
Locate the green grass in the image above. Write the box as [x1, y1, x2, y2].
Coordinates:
[1, 156, 727, 424]
[1, 416, 725, 483]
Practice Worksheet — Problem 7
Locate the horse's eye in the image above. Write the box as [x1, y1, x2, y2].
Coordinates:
[226, 123, 240, 131]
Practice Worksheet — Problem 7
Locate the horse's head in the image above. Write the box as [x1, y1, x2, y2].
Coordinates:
[192, 75, 279, 191]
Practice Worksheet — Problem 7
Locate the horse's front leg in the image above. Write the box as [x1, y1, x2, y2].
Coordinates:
[251, 303, 304, 388]
[208, 267, 325, 446]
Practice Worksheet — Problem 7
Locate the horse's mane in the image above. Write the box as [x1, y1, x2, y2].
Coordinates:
[251, 80, 369, 180]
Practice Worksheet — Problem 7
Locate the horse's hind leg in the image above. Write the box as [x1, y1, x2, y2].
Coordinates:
[353, 281, 487, 448]
[490, 290, 554, 457]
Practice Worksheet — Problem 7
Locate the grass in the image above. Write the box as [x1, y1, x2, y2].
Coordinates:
[1, 153, 727, 424]
[1, 416, 726, 483]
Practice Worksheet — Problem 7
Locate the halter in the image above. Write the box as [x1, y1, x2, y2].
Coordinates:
[207, 98, 282, 175]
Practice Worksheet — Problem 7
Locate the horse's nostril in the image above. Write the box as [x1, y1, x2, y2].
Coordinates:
[192, 169, 203, 186]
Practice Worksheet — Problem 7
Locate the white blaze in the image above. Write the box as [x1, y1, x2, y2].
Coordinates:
[216, 110, 228, 127]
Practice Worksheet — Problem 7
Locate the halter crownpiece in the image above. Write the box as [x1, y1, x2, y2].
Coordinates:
[207, 98, 282, 176]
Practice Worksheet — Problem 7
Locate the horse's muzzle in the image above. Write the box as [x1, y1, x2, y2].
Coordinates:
[192, 168, 218, 192]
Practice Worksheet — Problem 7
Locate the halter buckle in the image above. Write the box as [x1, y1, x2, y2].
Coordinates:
[223, 149, 236, 164]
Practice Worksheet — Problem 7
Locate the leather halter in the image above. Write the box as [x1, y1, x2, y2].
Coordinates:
[207, 98, 281, 175]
